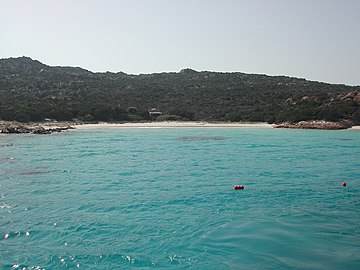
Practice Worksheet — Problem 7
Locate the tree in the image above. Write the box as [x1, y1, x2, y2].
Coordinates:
[127, 107, 137, 114]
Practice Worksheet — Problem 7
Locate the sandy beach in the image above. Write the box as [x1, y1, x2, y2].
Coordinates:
[74, 121, 275, 129]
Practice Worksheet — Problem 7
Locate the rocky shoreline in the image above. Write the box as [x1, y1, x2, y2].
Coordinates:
[0, 120, 358, 134]
[0, 122, 75, 134]
[274, 120, 355, 130]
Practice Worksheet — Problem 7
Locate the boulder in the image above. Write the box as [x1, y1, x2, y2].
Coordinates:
[354, 93, 360, 104]
[0, 124, 31, 133]
[32, 126, 51, 134]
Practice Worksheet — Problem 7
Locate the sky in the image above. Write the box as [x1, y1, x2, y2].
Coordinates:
[1, 0, 360, 85]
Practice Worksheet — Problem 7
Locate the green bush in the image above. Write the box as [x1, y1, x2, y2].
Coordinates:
[156, 114, 183, 121]
[127, 114, 144, 122]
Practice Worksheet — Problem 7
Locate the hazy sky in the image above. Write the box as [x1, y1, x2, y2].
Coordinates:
[1, 0, 359, 85]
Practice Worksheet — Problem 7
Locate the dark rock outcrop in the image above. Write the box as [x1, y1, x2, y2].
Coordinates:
[0, 123, 74, 134]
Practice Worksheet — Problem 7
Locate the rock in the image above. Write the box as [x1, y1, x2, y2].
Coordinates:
[302, 96, 310, 101]
[32, 126, 51, 134]
[341, 92, 356, 101]
[0, 124, 31, 133]
[275, 120, 354, 130]
[354, 93, 360, 104]
[0, 122, 75, 134]
[46, 125, 75, 133]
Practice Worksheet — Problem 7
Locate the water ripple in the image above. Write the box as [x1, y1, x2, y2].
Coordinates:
[1, 128, 359, 269]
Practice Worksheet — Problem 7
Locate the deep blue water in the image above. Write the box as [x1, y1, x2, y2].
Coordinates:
[1, 127, 360, 269]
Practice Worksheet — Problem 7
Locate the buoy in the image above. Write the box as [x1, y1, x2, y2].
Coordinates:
[342, 182, 347, 187]
[234, 185, 244, 190]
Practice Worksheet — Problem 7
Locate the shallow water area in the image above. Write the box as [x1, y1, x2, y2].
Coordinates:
[1, 128, 360, 269]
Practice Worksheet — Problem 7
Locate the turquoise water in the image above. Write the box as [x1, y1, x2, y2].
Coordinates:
[1, 128, 360, 269]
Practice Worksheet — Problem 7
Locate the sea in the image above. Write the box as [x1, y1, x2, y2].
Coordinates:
[1, 127, 359, 269]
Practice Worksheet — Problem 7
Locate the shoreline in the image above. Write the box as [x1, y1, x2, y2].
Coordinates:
[68, 121, 360, 130]
[1, 120, 359, 133]
[74, 121, 274, 129]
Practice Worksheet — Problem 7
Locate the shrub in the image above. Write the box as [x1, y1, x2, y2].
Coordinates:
[156, 114, 183, 121]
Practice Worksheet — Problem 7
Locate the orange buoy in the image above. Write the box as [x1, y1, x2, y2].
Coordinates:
[234, 185, 244, 190]
[342, 182, 347, 187]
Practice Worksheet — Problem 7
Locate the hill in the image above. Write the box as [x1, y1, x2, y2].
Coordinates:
[1, 56, 359, 124]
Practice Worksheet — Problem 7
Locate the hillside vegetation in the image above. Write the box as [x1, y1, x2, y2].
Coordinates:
[1, 57, 359, 124]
